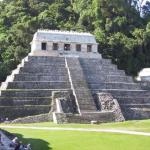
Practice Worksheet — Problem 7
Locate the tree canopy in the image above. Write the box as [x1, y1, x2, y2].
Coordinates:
[0, 0, 150, 81]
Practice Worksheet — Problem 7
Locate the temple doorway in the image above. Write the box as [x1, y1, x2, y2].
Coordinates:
[87, 45, 92, 52]
[64, 44, 71, 51]
[41, 42, 47, 50]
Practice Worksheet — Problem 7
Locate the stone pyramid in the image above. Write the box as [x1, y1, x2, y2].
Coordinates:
[0, 52, 150, 123]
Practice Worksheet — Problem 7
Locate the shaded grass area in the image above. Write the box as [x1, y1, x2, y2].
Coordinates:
[2, 128, 150, 150]
[1, 119, 150, 132]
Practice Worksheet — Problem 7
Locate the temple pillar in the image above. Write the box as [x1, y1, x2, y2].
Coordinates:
[92, 44, 98, 53]
[81, 44, 87, 52]
[71, 43, 76, 52]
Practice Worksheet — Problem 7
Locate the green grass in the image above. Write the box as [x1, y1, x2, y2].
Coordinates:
[1, 120, 150, 150]
[3, 128, 150, 150]
[1, 119, 150, 132]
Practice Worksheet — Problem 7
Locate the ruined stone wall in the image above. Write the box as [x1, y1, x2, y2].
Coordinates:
[11, 113, 53, 123]
[95, 93, 125, 122]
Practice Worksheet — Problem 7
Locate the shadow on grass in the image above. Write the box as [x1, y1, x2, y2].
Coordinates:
[11, 133, 52, 150]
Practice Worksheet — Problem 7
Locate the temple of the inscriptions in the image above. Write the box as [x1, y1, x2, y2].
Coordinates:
[30, 30, 99, 57]
[0, 30, 150, 124]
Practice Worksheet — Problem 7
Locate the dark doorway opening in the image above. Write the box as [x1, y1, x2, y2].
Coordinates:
[64, 44, 71, 51]
[87, 45, 92, 52]
[41, 42, 47, 50]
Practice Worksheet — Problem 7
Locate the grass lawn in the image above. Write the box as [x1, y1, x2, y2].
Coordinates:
[0, 120, 150, 150]
[2, 128, 150, 150]
[1, 119, 150, 132]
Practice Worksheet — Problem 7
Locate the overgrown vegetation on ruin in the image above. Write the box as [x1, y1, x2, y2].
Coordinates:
[0, 0, 150, 81]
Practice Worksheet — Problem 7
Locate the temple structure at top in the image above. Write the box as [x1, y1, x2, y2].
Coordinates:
[30, 30, 100, 57]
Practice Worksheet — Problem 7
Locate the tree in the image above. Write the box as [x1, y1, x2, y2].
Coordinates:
[0, 0, 150, 80]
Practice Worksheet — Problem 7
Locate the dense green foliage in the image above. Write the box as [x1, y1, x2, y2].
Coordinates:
[0, 0, 150, 81]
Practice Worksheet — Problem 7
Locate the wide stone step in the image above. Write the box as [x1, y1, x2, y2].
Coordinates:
[0, 97, 51, 106]
[1, 89, 70, 97]
[116, 97, 150, 104]
[75, 91, 93, 99]
[73, 63, 117, 69]
[28, 59, 65, 65]
[86, 75, 133, 83]
[79, 58, 112, 65]
[78, 104, 97, 111]
[7, 81, 71, 89]
[21, 65, 67, 70]
[92, 89, 150, 97]
[89, 82, 140, 90]
[121, 104, 150, 108]
[70, 70, 125, 77]
[18, 73, 68, 76]
[80, 64, 117, 70]
[83, 68, 118, 73]
[19, 68, 67, 74]
[28, 56, 65, 63]
[73, 83, 89, 88]
[121, 107, 150, 120]
[14, 74, 69, 81]
[76, 98, 96, 105]
[0, 105, 50, 119]
[79, 58, 114, 65]
[83, 69, 125, 75]
[24, 62, 66, 67]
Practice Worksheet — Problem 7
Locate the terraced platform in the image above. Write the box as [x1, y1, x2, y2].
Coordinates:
[79, 58, 150, 120]
[0, 55, 150, 123]
[0, 56, 71, 119]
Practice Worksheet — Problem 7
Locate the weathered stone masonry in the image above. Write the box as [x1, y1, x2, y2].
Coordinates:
[0, 30, 150, 123]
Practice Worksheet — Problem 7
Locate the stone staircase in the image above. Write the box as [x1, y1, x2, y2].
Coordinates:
[66, 57, 97, 113]
[65, 57, 115, 122]
[0, 56, 71, 120]
[79, 58, 150, 120]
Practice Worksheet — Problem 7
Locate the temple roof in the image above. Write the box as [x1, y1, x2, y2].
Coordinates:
[33, 30, 97, 44]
